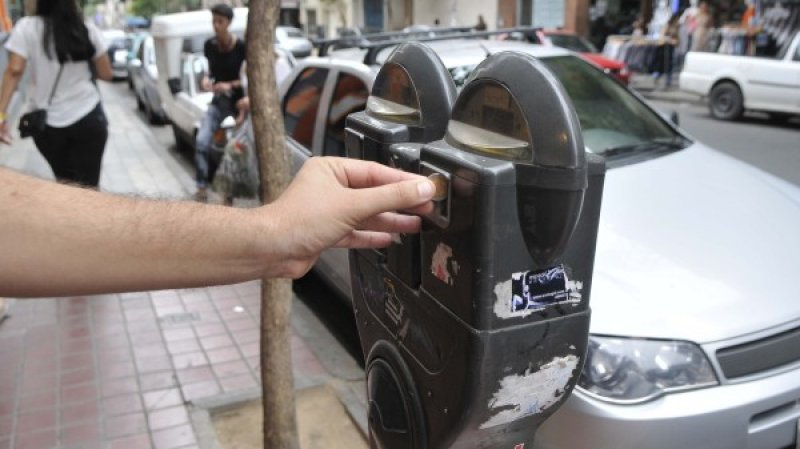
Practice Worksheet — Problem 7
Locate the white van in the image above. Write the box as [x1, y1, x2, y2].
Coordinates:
[151, 8, 248, 153]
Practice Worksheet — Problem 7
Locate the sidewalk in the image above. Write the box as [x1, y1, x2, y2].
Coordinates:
[0, 82, 367, 449]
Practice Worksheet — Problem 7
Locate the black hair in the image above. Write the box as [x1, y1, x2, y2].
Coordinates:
[36, 0, 95, 63]
[210, 4, 234, 21]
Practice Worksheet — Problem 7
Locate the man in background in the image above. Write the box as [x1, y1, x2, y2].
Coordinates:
[194, 4, 246, 201]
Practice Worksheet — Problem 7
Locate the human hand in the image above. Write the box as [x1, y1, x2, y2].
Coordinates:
[213, 82, 232, 94]
[201, 77, 213, 92]
[257, 157, 435, 278]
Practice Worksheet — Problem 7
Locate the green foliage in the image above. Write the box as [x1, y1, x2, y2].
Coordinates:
[130, 0, 162, 18]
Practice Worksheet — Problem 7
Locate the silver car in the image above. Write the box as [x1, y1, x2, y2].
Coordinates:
[278, 39, 800, 449]
[129, 35, 167, 124]
[276, 26, 313, 58]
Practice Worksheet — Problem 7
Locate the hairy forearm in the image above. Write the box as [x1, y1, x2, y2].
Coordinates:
[0, 168, 275, 297]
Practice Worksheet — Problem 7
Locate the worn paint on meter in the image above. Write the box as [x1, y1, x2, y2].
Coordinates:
[346, 43, 606, 449]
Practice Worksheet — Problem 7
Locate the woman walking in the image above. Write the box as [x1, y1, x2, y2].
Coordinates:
[0, 0, 113, 188]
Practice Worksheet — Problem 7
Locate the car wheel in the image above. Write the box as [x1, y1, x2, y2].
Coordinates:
[128, 77, 134, 90]
[136, 95, 145, 111]
[709, 82, 743, 121]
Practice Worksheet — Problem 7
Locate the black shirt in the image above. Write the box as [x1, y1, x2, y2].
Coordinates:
[204, 36, 246, 107]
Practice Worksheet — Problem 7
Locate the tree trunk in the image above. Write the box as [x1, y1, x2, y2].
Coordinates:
[246, 0, 299, 448]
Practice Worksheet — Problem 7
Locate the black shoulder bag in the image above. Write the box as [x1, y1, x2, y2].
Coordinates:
[18, 64, 64, 138]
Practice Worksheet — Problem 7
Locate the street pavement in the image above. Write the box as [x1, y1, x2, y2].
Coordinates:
[0, 81, 368, 449]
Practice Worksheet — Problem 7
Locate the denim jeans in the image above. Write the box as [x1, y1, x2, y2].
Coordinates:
[194, 104, 225, 188]
[33, 102, 108, 188]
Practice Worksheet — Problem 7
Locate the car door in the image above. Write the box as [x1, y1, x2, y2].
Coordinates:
[745, 40, 800, 112]
[283, 64, 372, 299]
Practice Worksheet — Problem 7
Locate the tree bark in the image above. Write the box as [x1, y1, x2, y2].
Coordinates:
[246, 1, 299, 448]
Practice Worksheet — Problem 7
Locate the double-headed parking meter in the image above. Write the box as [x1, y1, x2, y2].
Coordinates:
[346, 43, 606, 449]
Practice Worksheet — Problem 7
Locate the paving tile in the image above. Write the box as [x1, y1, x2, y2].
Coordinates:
[0, 415, 11, 436]
[60, 400, 100, 426]
[101, 361, 137, 380]
[206, 346, 241, 365]
[192, 323, 226, 338]
[225, 318, 257, 333]
[96, 347, 133, 365]
[175, 366, 214, 385]
[22, 356, 58, 377]
[171, 352, 208, 371]
[212, 360, 251, 378]
[200, 335, 234, 352]
[102, 377, 140, 398]
[147, 406, 189, 431]
[133, 343, 169, 360]
[18, 389, 58, 413]
[240, 342, 260, 358]
[61, 353, 95, 371]
[162, 329, 195, 343]
[142, 388, 183, 411]
[0, 400, 15, 419]
[166, 339, 201, 355]
[135, 356, 173, 374]
[60, 421, 102, 447]
[21, 374, 58, 395]
[14, 428, 57, 449]
[60, 337, 94, 355]
[219, 374, 258, 393]
[110, 433, 152, 449]
[138, 372, 177, 392]
[0, 437, 10, 449]
[62, 367, 96, 388]
[180, 381, 220, 402]
[17, 408, 57, 434]
[104, 412, 148, 439]
[151, 423, 196, 449]
[103, 394, 143, 417]
[95, 335, 131, 351]
[61, 384, 99, 405]
[128, 329, 163, 345]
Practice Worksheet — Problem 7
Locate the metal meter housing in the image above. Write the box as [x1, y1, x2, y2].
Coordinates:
[347, 45, 606, 449]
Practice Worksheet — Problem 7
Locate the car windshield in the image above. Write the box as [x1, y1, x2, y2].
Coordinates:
[284, 29, 305, 38]
[449, 55, 687, 164]
[546, 34, 597, 53]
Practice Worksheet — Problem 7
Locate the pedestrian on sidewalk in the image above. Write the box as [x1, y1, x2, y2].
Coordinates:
[194, 4, 247, 202]
[0, 0, 113, 188]
[0, 157, 436, 298]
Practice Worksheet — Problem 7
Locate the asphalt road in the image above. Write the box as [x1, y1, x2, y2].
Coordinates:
[649, 99, 800, 187]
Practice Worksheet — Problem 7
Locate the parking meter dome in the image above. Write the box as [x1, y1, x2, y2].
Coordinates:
[445, 52, 587, 266]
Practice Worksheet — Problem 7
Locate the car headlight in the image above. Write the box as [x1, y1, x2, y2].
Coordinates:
[577, 336, 719, 404]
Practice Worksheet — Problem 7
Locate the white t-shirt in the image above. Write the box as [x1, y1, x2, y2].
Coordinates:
[5, 17, 107, 127]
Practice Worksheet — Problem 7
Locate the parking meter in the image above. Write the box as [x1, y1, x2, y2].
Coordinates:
[346, 45, 606, 449]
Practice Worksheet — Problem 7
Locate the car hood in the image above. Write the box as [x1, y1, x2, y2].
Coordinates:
[590, 143, 800, 344]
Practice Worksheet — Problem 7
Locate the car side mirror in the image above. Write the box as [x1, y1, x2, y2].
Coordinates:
[167, 78, 182, 95]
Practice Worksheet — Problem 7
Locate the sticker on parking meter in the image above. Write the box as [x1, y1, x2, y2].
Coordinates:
[493, 265, 582, 319]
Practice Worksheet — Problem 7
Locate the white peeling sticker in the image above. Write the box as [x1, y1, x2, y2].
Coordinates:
[480, 355, 579, 429]
[431, 243, 454, 285]
[493, 265, 583, 319]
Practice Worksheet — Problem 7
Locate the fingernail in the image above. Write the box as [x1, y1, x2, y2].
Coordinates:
[417, 180, 434, 199]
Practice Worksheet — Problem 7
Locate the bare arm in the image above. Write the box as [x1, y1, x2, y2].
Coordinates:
[93, 53, 113, 81]
[0, 158, 435, 297]
[0, 52, 26, 144]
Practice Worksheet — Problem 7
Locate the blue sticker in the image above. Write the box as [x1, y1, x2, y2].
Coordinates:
[511, 265, 570, 312]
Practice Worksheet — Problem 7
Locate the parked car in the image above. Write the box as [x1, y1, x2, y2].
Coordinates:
[680, 30, 800, 121]
[276, 26, 312, 58]
[101, 29, 132, 80]
[276, 38, 800, 449]
[126, 32, 149, 90]
[129, 35, 167, 124]
[512, 29, 631, 85]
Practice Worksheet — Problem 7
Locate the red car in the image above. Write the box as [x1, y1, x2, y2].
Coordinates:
[532, 30, 631, 85]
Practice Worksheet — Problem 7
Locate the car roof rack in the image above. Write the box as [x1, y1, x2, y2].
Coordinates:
[313, 26, 474, 56]
[358, 27, 541, 65]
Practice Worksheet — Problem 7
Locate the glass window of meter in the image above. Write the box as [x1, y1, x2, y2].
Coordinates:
[368, 63, 421, 124]
[447, 80, 533, 162]
[283, 67, 329, 150]
[324, 73, 369, 157]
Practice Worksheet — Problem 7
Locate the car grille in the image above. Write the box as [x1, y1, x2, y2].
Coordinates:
[716, 325, 800, 379]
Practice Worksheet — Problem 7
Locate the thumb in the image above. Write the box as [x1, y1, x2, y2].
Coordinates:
[349, 179, 435, 221]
